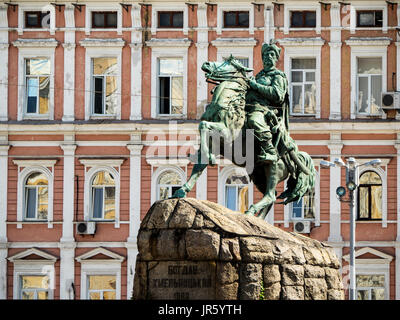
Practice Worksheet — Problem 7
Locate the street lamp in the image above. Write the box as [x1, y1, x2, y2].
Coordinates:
[320, 157, 381, 300]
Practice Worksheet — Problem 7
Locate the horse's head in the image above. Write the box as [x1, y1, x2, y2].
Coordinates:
[201, 55, 253, 83]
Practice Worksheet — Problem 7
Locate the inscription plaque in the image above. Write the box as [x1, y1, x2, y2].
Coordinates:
[148, 261, 216, 300]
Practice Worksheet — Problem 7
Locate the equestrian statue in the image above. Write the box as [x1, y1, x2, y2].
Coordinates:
[172, 42, 316, 220]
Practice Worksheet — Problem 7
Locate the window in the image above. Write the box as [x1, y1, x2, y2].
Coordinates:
[356, 274, 385, 300]
[91, 57, 118, 116]
[290, 11, 316, 28]
[357, 10, 382, 27]
[91, 171, 116, 220]
[87, 275, 116, 300]
[25, 58, 50, 116]
[358, 171, 382, 220]
[157, 170, 182, 200]
[25, 11, 50, 28]
[92, 12, 117, 28]
[223, 11, 249, 28]
[20, 275, 49, 300]
[158, 11, 183, 28]
[158, 58, 184, 116]
[357, 58, 382, 115]
[224, 173, 249, 213]
[290, 58, 316, 115]
[24, 172, 48, 221]
[291, 190, 315, 220]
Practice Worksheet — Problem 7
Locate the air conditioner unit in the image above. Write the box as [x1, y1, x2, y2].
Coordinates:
[381, 92, 400, 109]
[293, 221, 311, 234]
[76, 221, 96, 235]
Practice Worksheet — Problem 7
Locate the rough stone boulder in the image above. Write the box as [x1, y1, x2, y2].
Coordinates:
[132, 198, 344, 300]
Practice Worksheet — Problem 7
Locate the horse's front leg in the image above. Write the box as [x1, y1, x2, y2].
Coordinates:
[245, 163, 278, 217]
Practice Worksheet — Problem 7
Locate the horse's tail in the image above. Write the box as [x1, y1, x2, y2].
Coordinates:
[277, 151, 316, 205]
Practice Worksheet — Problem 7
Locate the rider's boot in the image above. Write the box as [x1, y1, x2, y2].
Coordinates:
[257, 140, 278, 163]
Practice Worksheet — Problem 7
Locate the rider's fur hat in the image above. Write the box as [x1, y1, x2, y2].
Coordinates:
[261, 42, 281, 58]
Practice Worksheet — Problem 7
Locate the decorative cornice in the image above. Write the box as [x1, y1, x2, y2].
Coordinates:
[79, 158, 125, 167]
[345, 37, 392, 47]
[146, 157, 190, 167]
[145, 38, 192, 48]
[12, 38, 59, 49]
[278, 37, 325, 47]
[13, 159, 58, 167]
[79, 38, 125, 48]
[62, 43, 76, 50]
[211, 37, 257, 48]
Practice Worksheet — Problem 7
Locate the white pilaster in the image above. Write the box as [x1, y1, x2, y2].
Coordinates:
[196, 167, 207, 200]
[0, 144, 9, 299]
[130, 4, 142, 120]
[59, 242, 76, 299]
[0, 5, 8, 121]
[62, 5, 76, 121]
[328, 134, 343, 242]
[395, 138, 400, 242]
[264, 2, 274, 44]
[329, 3, 341, 120]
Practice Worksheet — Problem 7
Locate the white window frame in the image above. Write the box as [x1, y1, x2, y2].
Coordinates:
[85, 4, 122, 35]
[76, 248, 124, 300]
[218, 164, 253, 211]
[151, 165, 186, 204]
[217, 3, 254, 35]
[79, 159, 124, 228]
[90, 170, 117, 222]
[17, 3, 56, 35]
[349, 4, 388, 34]
[147, 39, 190, 119]
[279, 38, 324, 119]
[80, 38, 124, 121]
[346, 39, 389, 119]
[13, 40, 57, 121]
[283, 2, 321, 34]
[343, 247, 393, 300]
[151, 3, 188, 35]
[14, 160, 56, 229]
[8, 248, 57, 300]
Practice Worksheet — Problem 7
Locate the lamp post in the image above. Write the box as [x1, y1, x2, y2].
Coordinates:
[320, 157, 381, 300]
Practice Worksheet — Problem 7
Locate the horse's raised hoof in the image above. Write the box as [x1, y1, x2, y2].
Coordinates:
[171, 188, 187, 199]
[244, 205, 258, 216]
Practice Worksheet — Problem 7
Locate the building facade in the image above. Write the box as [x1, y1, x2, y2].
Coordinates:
[1, 0, 400, 300]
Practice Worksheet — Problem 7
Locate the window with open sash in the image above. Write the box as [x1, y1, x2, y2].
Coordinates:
[356, 274, 385, 300]
[224, 173, 249, 213]
[223, 11, 249, 28]
[91, 171, 116, 220]
[91, 57, 118, 116]
[357, 58, 382, 115]
[356, 10, 383, 27]
[358, 171, 382, 220]
[157, 170, 182, 200]
[25, 58, 50, 116]
[290, 11, 316, 28]
[24, 172, 48, 221]
[158, 11, 183, 28]
[92, 12, 118, 28]
[87, 275, 116, 300]
[158, 58, 184, 116]
[25, 11, 50, 28]
[290, 58, 316, 115]
[20, 275, 50, 300]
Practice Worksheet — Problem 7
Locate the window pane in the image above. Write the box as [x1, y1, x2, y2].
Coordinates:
[159, 171, 182, 185]
[304, 11, 316, 27]
[172, 12, 183, 28]
[26, 188, 37, 219]
[291, 11, 303, 27]
[37, 186, 48, 220]
[37, 291, 48, 300]
[226, 174, 249, 185]
[292, 198, 303, 218]
[159, 187, 169, 200]
[93, 188, 104, 219]
[94, 77, 104, 114]
[171, 77, 183, 115]
[357, 76, 368, 113]
[237, 185, 249, 213]
[303, 191, 315, 219]
[89, 275, 116, 290]
[93, 58, 117, 76]
[105, 76, 117, 115]
[26, 59, 50, 75]
[360, 171, 381, 184]
[21, 276, 49, 289]
[27, 172, 48, 186]
[225, 186, 237, 211]
[291, 85, 302, 114]
[93, 13, 105, 27]
[238, 12, 249, 27]
[89, 292, 100, 300]
[224, 12, 237, 27]
[159, 77, 171, 114]
[171, 186, 181, 195]
[357, 275, 385, 287]
[291, 71, 303, 83]
[27, 78, 38, 113]
[104, 187, 115, 220]
[304, 84, 316, 114]
[103, 291, 116, 300]
[358, 12, 374, 26]
[306, 72, 315, 82]
[371, 288, 385, 300]
[357, 289, 369, 300]
[159, 12, 171, 27]
[292, 58, 316, 70]
[371, 75, 382, 114]
[21, 291, 35, 300]
[93, 171, 115, 186]
[358, 186, 369, 219]
[358, 58, 382, 74]
[26, 13, 40, 28]
[39, 77, 50, 114]
[106, 12, 117, 28]
[371, 185, 382, 219]
[159, 59, 183, 76]
[237, 58, 249, 68]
